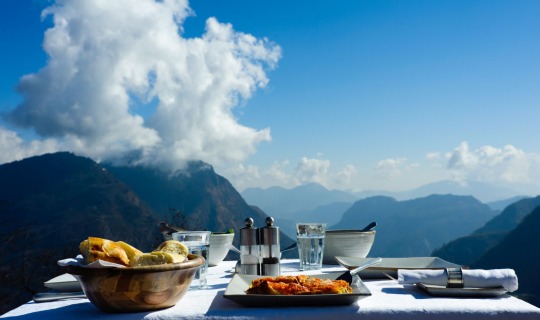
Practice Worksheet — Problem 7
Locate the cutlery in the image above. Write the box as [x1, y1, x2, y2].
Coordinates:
[383, 272, 397, 281]
[336, 257, 382, 284]
[280, 242, 298, 253]
[228, 243, 241, 254]
[361, 221, 377, 231]
[33, 291, 86, 303]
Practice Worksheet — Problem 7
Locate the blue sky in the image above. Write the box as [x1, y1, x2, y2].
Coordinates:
[1, 0, 540, 194]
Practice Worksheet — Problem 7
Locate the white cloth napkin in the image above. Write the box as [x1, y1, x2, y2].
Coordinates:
[398, 268, 519, 292]
[57, 255, 126, 268]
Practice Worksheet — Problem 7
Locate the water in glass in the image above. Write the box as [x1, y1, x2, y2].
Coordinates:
[297, 234, 325, 270]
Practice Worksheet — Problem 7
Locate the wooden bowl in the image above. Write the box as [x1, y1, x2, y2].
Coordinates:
[67, 254, 204, 312]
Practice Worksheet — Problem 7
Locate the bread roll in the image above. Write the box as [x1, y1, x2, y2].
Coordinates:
[153, 240, 189, 258]
[116, 241, 143, 260]
[129, 252, 185, 267]
[79, 237, 130, 266]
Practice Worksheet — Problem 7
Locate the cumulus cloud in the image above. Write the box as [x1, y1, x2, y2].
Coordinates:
[374, 157, 409, 179]
[334, 164, 358, 186]
[0, 127, 60, 163]
[267, 160, 296, 186]
[445, 141, 540, 184]
[294, 157, 331, 185]
[426, 152, 441, 161]
[5, 0, 280, 169]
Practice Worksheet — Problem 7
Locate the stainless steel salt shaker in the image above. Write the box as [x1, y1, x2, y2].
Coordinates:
[259, 217, 280, 276]
[239, 217, 260, 275]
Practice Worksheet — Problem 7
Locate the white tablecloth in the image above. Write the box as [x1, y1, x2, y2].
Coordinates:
[2, 260, 540, 320]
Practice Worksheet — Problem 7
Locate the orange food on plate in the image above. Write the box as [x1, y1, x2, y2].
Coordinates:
[246, 275, 352, 295]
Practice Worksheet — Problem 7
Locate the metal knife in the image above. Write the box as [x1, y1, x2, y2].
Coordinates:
[33, 291, 86, 303]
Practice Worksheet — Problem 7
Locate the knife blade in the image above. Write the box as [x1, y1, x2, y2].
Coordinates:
[33, 291, 86, 303]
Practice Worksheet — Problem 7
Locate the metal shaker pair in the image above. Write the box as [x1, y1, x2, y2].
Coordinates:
[239, 217, 280, 276]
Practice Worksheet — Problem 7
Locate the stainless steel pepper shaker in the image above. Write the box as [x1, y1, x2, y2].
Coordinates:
[259, 216, 280, 276]
[239, 217, 260, 275]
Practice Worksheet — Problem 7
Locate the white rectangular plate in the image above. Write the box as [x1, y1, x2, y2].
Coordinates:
[43, 273, 82, 292]
[223, 272, 371, 307]
[335, 257, 462, 279]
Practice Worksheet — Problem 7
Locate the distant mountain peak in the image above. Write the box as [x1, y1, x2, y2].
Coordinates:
[295, 182, 327, 191]
[354, 179, 527, 203]
[242, 182, 358, 217]
[185, 160, 214, 173]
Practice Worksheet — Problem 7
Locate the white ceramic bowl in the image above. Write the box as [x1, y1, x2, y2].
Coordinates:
[208, 233, 235, 267]
[322, 230, 375, 264]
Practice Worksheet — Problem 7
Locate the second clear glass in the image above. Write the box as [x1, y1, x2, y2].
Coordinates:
[171, 231, 211, 289]
[296, 223, 327, 270]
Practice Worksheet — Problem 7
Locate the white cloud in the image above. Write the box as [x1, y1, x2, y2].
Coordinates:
[294, 157, 331, 185]
[445, 141, 540, 184]
[267, 160, 296, 186]
[0, 127, 60, 163]
[426, 152, 441, 161]
[4, 0, 280, 169]
[334, 164, 358, 186]
[374, 157, 408, 179]
[222, 156, 359, 191]
[446, 141, 478, 171]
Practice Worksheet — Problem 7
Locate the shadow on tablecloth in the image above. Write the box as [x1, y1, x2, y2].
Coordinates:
[204, 290, 363, 319]
[1, 300, 152, 320]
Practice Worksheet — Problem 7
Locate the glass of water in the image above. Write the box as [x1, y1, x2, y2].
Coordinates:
[171, 231, 211, 289]
[296, 223, 327, 270]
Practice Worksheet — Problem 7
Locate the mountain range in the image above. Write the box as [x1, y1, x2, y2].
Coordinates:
[471, 205, 540, 307]
[242, 181, 539, 216]
[242, 183, 357, 219]
[242, 182, 533, 243]
[332, 194, 498, 257]
[433, 196, 540, 266]
[354, 180, 540, 203]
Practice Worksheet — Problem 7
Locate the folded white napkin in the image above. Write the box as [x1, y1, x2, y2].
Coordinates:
[58, 255, 126, 268]
[398, 268, 518, 292]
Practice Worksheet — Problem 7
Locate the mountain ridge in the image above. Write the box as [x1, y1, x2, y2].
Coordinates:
[333, 194, 498, 257]
[242, 180, 537, 226]
[0, 152, 163, 314]
[353, 180, 534, 203]
[472, 205, 540, 306]
[242, 183, 358, 218]
[105, 163, 294, 248]
[432, 196, 540, 266]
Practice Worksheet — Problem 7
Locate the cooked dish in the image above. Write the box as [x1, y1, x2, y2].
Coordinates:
[246, 275, 352, 295]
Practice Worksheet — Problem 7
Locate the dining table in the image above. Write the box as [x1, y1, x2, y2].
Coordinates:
[2, 259, 540, 320]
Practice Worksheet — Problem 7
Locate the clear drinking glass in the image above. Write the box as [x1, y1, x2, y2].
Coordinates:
[296, 223, 327, 270]
[171, 231, 211, 289]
